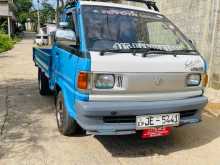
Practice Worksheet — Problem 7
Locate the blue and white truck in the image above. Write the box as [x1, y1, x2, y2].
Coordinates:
[33, 0, 208, 137]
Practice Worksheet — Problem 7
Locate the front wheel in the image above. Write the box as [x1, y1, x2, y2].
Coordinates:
[55, 92, 79, 136]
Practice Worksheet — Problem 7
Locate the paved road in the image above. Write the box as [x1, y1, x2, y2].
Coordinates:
[0, 39, 220, 165]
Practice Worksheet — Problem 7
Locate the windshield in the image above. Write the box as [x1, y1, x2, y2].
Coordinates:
[82, 6, 195, 52]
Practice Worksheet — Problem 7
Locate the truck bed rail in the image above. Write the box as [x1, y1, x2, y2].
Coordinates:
[33, 47, 52, 78]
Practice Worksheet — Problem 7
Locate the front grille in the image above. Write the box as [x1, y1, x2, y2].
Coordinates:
[116, 75, 123, 88]
[103, 116, 135, 123]
[103, 110, 198, 124]
[180, 110, 197, 118]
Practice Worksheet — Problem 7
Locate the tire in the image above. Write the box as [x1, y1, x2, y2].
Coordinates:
[38, 69, 51, 96]
[55, 92, 78, 136]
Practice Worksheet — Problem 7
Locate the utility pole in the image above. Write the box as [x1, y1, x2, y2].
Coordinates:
[56, 0, 59, 27]
[7, 16, 11, 38]
[37, 0, 40, 33]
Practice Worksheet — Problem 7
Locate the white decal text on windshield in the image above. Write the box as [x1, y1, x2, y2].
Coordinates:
[113, 41, 183, 51]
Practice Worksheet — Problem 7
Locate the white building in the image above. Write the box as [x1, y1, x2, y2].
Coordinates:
[0, 0, 17, 37]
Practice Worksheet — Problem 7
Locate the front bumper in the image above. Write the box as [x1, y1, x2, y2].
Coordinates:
[75, 96, 208, 135]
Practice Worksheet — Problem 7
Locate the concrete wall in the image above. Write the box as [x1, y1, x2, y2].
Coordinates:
[0, 2, 9, 16]
[155, 0, 220, 89]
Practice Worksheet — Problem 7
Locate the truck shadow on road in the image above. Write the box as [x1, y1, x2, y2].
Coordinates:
[0, 78, 55, 159]
[1, 79, 220, 159]
[96, 113, 220, 157]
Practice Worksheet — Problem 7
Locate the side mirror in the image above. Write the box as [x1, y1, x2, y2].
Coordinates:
[55, 29, 77, 45]
[50, 31, 56, 45]
[59, 22, 68, 29]
[189, 39, 197, 47]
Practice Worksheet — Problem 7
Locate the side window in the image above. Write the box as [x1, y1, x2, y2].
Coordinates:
[66, 11, 79, 48]
[66, 10, 77, 33]
[66, 13, 74, 30]
[56, 10, 80, 53]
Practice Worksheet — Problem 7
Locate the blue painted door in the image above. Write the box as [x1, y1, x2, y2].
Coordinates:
[53, 9, 81, 118]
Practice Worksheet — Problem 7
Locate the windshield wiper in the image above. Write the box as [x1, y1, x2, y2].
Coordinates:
[129, 47, 166, 56]
[168, 49, 198, 54]
[99, 48, 197, 57]
[100, 49, 130, 56]
[130, 47, 165, 52]
[130, 48, 169, 57]
[100, 47, 166, 56]
[143, 49, 198, 57]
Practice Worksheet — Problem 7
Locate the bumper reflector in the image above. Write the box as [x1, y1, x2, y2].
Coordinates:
[141, 127, 171, 139]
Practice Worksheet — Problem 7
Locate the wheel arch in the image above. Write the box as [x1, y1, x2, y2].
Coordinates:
[54, 81, 77, 119]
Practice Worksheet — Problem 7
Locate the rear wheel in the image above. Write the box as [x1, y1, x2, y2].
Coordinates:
[38, 69, 51, 96]
[55, 92, 79, 136]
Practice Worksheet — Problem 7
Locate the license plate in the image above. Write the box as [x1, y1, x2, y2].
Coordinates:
[136, 113, 180, 129]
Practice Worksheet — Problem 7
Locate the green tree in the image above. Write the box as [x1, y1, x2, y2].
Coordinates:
[15, 0, 32, 11]
[40, 3, 56, 24]
[14, 0, 32, 28]
[29, 11, 38, 32]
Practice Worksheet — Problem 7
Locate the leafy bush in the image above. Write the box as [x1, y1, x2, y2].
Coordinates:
[0, 20, 7, 33]
[0, 32, 15, 53]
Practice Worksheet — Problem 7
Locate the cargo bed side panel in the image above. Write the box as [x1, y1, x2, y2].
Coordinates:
[33, 48, 52, 78]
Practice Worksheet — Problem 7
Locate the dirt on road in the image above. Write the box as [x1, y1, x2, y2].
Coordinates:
[0, 39, 220, 165]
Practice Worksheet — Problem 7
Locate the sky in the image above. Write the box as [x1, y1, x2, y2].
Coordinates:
[32, 0, 57, 9]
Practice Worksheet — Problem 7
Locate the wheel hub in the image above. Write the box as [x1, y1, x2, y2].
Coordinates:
[57, 101, 63, 127]
[39, 79, 42, 90]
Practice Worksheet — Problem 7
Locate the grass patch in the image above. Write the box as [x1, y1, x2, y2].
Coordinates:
[0, 32, 19, 53]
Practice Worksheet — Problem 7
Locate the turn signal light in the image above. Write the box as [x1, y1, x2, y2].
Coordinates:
[202, 74, 208, 87]
[77, 72, 89, 90]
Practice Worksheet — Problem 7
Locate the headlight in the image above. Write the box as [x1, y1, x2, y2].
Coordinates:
[95, 74, 115, 89]
[186, 74, 201, 86]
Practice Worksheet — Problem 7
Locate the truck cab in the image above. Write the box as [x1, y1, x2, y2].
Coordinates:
[33, 0, 208, 136]
[35, 33, 49, 46]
